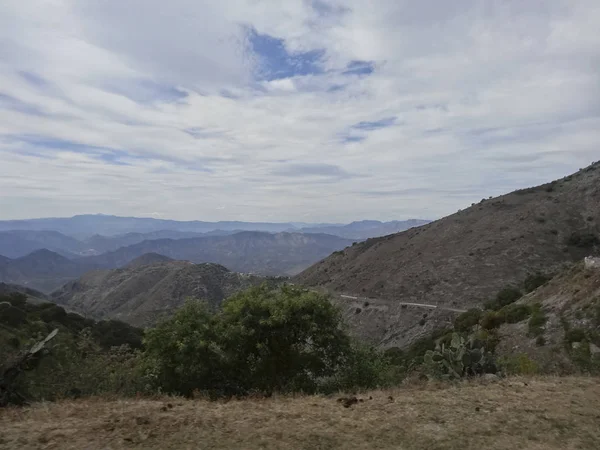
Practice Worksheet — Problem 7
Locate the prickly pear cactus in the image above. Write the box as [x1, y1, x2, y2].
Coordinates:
[424, 333, 492, 380]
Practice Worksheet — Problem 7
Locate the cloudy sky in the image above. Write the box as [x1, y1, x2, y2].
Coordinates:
[1, 1, 599, 222]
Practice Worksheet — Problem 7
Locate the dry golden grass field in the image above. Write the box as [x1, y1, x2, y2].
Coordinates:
[1, 377, 599, 450]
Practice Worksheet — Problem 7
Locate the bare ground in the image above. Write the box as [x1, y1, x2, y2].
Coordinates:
[1, 376, 600, 450]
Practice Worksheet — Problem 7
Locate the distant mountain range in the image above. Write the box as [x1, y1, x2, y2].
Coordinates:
[0, 231, 353, 292]
[0, 214, 427, 296]
[0, 215, 297, 237]
[0, 215, 429, 242]
[51, 259, 282, 326]
[82, 231, 354, 276]
[0, 249, 98, 293]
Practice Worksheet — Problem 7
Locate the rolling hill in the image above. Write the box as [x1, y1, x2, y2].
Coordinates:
[0, 249, 98, 293]
[51, 260, 282, 326]
[0, 282, 48, 303]
[295, 161, 600, 348]
[0, 230, 85, 258]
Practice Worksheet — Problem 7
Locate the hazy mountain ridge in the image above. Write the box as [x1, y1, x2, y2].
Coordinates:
[82, 231, 354, 276]
[0, 282, 48, 302]
[51, 260, 281, 326]
[0, 230, 86, 259]
[0, 249, 99, 293]
[0, 231, 353, 292]
[295, 161, 600, 348]
[297, 219, 431, 240]
[0, 215, 312, 237]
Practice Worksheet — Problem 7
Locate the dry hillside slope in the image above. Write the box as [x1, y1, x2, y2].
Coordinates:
[296, 162, 600, 347]
[51, 261, 279, 326]
[494, 260, 600, 373]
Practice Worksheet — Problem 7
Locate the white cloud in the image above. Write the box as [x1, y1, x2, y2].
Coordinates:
[0, 0, 599, 222]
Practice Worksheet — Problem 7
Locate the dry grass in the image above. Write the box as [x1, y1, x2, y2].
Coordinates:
[2, 377, 600, 450]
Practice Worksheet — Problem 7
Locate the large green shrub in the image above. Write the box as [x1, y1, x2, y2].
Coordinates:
[143, 285, 352, 397]
[454, 308, 482, 332]
[320, 344, 400, 393]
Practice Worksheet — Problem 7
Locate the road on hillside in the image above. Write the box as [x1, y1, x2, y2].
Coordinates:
[339, 294, 467, 313]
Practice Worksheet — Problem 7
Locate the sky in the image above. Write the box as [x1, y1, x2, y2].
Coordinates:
[0, 0, 599, 222]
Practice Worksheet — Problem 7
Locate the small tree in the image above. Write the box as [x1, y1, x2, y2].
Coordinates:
[220, 285, 351, 394]
[143, 301, 229, 396]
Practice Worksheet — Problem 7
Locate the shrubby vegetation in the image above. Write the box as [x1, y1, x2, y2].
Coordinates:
[3, 287, 409, 402]
[566, 232, 600, 249]
[9, 279, 566, 403]
[523, 273, 550, 293]
[423, 333, 496, 380]
[484, 287, 522, 311]
[1, 292, 145, 402]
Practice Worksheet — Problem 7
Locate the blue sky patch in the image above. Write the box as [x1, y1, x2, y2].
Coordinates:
[0, 93, 45, 116]
[351, 116, 396, 131]
[247, 28, 325, 81]
[341, 135, 366, 143]
[183, 127, 227, 140]
[309, 0, 349, 17]
[103, 79, 188, 104]
[343, 60, 375, 76]
[327, 84, 345, 92]
[18, 71, 48, 88]
[10, 135, 136, 166]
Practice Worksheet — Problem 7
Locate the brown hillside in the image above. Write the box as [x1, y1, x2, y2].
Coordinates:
[494, 260, 600, 373]
[296, 162, 600, 347]
[51, 262, 279, 326]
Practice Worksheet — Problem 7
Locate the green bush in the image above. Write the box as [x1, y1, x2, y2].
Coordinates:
[11, 329, 144, 402]
[92, 320, 143, 349]
[0, 303, 27, 326]
[565, 328, 587, 344]
[501, 304, 531, 324]
[524, 273, 550, 293]
[566, 232, 600, 248]
[320, 344, 400, 393]
[480, 311, 504, 330]
[39, 304, 68, 323]
[499, 353, 538, 375]
[528, 305, 547, 337]
[472, 329, 501, 353]
[2, 293, 27, 309]
[454, 308, 482, 332]
[402, 328, 453, 365]
[484, 287, 522, 310]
